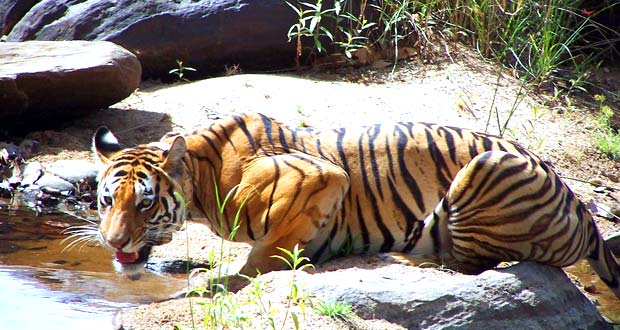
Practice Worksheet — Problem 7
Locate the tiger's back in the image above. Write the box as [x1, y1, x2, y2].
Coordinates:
[92, 112, 620, 299]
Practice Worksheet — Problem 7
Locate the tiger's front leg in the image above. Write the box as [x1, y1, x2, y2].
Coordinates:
[232, 153, 350, 277]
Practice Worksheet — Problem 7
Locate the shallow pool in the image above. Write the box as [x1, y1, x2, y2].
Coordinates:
[0, 199, 187, 330]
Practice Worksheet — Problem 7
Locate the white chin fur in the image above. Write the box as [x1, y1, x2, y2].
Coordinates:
[113, 260, 147, 280]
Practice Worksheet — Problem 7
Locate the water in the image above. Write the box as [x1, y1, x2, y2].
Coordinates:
[0, 198, 188, 330]
[566, 261, 620, 323]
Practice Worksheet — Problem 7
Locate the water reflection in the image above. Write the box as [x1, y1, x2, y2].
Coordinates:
[0, 267, 120, 329]
[0, 200, 187, 329]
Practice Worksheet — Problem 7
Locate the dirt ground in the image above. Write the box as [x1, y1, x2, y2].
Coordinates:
[26, 45, 620, 329]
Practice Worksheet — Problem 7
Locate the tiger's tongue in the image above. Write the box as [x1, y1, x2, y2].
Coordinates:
[115, 251, 139, 264]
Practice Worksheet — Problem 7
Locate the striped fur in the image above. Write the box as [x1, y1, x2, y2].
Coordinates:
[93, 113, 620, 298]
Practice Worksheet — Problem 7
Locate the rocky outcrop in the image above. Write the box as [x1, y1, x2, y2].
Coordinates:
[303, 260, 611, 330]
[0, 40, 141, 128]
[2, 0, 299, 79]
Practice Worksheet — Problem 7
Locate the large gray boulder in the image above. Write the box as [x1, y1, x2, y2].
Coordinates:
[0, 40, 141, 125]
[303, 260, 611, 330]
[2, 0, 299, 79]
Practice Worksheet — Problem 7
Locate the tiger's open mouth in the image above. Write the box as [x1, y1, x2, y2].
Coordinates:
[114, 245, 152, 265]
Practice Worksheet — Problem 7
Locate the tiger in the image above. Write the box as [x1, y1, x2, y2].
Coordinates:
[92, 112, 620, 299]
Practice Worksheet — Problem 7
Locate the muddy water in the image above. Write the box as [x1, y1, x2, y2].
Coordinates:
[0, 199, 188, 330]
[566, 261, 620, 323]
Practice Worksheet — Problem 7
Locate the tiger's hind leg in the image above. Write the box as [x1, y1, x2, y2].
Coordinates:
[416, 150, 616, 277]
[586, 231, 620, 299]
[235, 153, 350, 277]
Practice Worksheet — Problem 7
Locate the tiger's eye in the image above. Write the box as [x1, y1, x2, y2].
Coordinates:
[102, 196, 113, 206]
[139, 198, 153, 210]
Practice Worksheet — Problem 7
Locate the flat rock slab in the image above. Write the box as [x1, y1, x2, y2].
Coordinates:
[304, 260, 611, 330]
[0, 40, 141, 125]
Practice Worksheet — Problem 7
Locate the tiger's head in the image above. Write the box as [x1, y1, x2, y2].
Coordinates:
[92, 127, 187, 267]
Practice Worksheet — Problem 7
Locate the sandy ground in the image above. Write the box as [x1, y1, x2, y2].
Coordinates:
[27, 46, 620, 329]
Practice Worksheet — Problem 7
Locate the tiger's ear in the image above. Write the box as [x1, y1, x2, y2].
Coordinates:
[92, 126, 122, 165]
[162, 136, 187, 175]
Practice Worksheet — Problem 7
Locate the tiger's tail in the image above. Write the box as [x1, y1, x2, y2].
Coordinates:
[586, 221, 620, 299]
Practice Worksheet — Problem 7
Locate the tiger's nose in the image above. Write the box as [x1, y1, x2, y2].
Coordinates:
[107, 236, 129, 250]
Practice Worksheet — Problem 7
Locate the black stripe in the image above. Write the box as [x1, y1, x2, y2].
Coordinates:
[497, 141, 509, 152]
[335, 128, 350, 173]
[278, 127, 290, 153]
[300, 138, 308, 153]
[245, 207, 255, 241]
[279, 158, 306, 220]
[200, 134, 223, 161]
[291, 129, 299, 149]
[448, 152, 496, 211]
[476, 154, 529, 199]
[259, 114, 276, 150]
[187, 150, 215, 170]
[368, 124, 384, 199]
[395, 126, 426, 214]
[115, 170, 129, 177]
[358, 131, 394, 252]
[385, 135, 396, 181]
[219, 124, 237, 151]
[234, 115, 257, 152]
[429, 199, 449, 255]
[468, 140, 479, 159]
[439, 126, 457, 164]
[311, 222, 338, 263]
[263, 158, 280, 235]
[425, 127, 451, 191]
[316, 139, 328, 159]
[355, 196, 370, 252]
[482, 136, 493, 151]
[208, 127, 223, 142]
[387, 177, 417, 240]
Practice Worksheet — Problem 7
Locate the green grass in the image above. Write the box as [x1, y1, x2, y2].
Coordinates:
[286, 0, 610, 89]
[594, 94, 620, 160]
[313, 299, 353, 322]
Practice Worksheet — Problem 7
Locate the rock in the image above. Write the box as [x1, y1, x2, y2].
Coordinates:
[44, 160, 98, 188]
[18, 160, 95, 193]
[19, 161, 43, 188]
[3, 0, 298, 79]
[303, 261, 611, 330]
[0, 0, 38, 36]
[0, 40, 141, 126]
[32, 173, 75, 193]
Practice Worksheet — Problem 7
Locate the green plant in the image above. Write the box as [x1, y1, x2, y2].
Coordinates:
[506, 104, 547, 151]
[245, 273, 278, 330]
[286, 0, 376, 67]
[313, 299, 353, 322]
[169, 60, 197, 82]
[271, 244, 315, 330]
[594, 94, 620, 161]
[182, 180, 319, 330]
